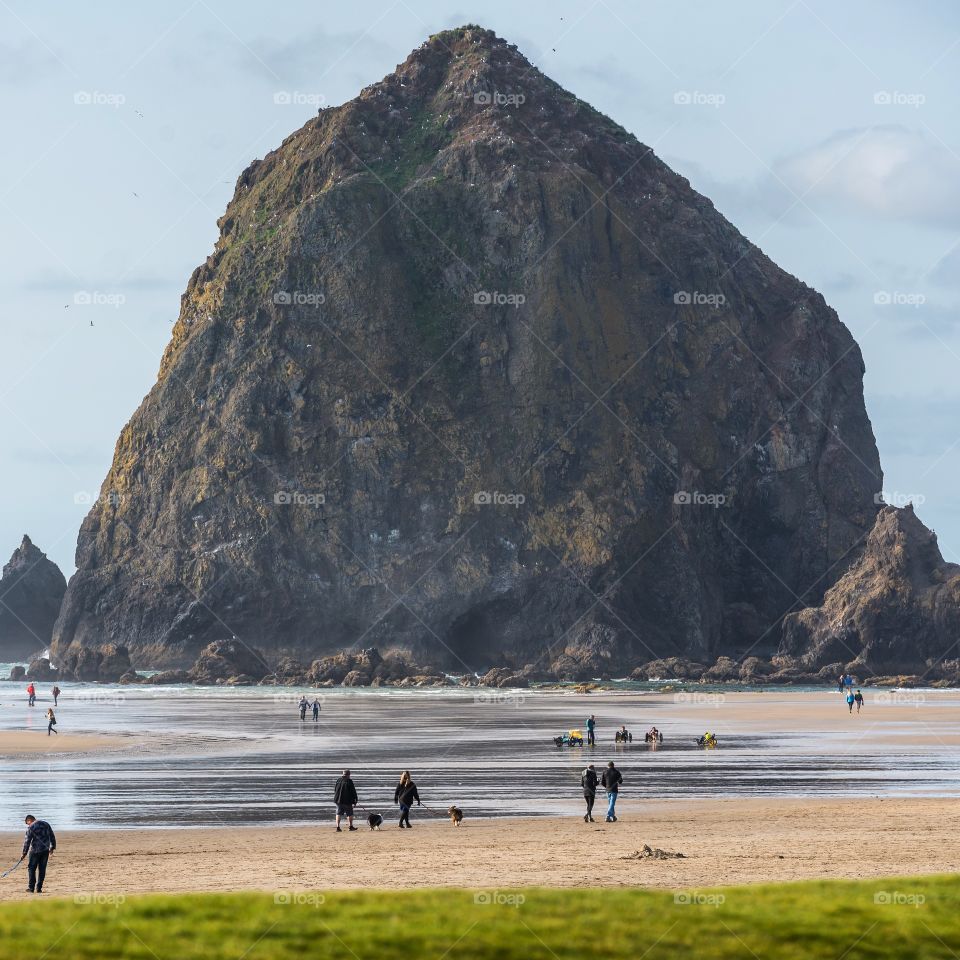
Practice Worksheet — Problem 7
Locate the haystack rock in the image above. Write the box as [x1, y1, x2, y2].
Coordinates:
[780, 505, 960, 677]
[53, 25, 891, 676]
[0, 535, 66, 660]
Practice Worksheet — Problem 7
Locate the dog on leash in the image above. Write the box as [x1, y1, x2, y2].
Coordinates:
[448, 805, 464, 826]
[367, 813, 383, 830]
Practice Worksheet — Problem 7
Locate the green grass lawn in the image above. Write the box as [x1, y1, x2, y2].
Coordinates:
[0, 877, 957, 959]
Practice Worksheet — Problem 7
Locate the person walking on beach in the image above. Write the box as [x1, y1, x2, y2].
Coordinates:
[846, 689, 855, 714]
[26, 683, 36, 707]
[312, 698, 321, 722]
[581, 763, 598, 822]
[334, 769, 358, 832]
[837, 674, 844, 694]
[854, 689, 864, 713]
[586, 715, 596, 747]
[393, 770, 421, 828]
[601, 760, 623, 822]
[45, 708, 57, 736]
[21, 815, 56, 894]
[51, 686, 60, 707]
[298, 696, 308, 721]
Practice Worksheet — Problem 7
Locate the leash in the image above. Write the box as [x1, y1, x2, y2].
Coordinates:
[1, 857, 23, 879]
[359, 801, 449, 820]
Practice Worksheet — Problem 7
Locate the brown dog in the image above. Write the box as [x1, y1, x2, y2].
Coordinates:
[448, 805, 463, 826]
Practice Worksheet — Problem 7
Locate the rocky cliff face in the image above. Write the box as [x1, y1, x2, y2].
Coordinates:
[780, 505, 960, 677]
[53, 26, 884, 675]
[0, 535, 67, 659]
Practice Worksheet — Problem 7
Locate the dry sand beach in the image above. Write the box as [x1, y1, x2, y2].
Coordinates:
[0, 797, 956, 900]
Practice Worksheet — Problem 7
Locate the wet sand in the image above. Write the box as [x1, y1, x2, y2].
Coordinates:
[655, 690, 960, 746]
[2, 687, 960, 829]
[0, 796, 955, 900]
[0, 731, 135, 756]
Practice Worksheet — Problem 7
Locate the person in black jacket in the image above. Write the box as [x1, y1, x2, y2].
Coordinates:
[581, 764, 598, 822]
[601, 760, 623, 822]
[333, 770, 359, 832]
[393, 770, 421, 828]
[21, 815, 56, 893]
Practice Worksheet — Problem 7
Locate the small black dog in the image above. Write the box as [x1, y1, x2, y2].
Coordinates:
[367, 813, 383, 830]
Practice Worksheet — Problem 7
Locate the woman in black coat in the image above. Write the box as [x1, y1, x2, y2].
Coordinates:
[393, 770, 421, 828]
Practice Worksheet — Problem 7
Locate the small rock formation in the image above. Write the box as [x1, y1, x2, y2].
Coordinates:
[372, 652, 422, 684]
[479, 666, 528, 688]
[188, 639, 270, 684]
[780, 505, 960, 677]
[54, 643, 132, 681]
[621, 845, 686, 860]
[703, 656, 741, 682]
[143, 669, 192, 685]
[8, 665, 26, 681]
[738, 656, 776, 682]
[0, 535, 66, 660]
[306, 648, 391, 686]
[26, 657, 58, 681]
[632, 658, 707, 681]
[273, 657, 307, 683]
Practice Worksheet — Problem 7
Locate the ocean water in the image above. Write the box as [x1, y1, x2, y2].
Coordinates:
[2, 681, 960, 830]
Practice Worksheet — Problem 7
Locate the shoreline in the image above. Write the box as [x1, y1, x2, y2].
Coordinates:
[0, 796, 956, 900]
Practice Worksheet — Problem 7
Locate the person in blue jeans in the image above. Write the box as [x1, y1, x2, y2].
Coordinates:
[393, 770, 421, 828]
[600, 760, 623, 822]
[846, 690, 855, 713]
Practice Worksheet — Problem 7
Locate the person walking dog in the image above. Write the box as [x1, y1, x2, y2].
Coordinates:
[393, 770, 421, 828]
[334, 770, 359, 832]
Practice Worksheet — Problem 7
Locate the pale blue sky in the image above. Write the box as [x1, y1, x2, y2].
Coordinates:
[2, 0, 958, 574]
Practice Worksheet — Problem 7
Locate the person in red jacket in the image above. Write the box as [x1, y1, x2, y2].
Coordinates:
[26, 683, 36, 707]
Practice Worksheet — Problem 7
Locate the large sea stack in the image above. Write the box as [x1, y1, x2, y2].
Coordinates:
[0, 535, 67, 660]
[53, 26, 888, 675]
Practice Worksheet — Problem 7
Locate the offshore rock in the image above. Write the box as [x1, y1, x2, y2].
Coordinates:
[0, 536, 66, 660]
[780, 505, 960, 676]
[53, 26, 884, 672]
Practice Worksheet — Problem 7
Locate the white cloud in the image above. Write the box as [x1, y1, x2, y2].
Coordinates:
[772, 126, 960, 228]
